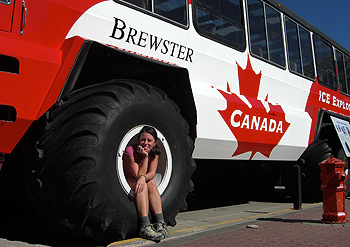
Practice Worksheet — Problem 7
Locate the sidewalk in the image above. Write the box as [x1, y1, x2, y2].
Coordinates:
[169, 200, 350, 247]
[108, 198, 350, 247]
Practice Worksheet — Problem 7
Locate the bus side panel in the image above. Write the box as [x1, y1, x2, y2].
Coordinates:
[0, 43, 61, 153]
[65, 1, 313, 161]
[0, 0, 15, 32]
[0, 1, 104, 154]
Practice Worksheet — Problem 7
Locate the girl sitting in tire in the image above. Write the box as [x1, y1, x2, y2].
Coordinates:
[123, 126, 168, 241]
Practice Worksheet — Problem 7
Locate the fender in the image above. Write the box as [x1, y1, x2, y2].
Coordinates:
[56, 40, 198, 141]
[0, 0, 106, 154]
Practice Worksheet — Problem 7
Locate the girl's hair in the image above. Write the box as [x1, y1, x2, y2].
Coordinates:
[138, 126, 161, 157]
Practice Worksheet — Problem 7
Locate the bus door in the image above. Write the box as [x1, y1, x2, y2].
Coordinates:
[0, 0, 15, 32]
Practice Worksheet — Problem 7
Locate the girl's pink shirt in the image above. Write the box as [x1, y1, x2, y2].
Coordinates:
[123, 145, 151, 178]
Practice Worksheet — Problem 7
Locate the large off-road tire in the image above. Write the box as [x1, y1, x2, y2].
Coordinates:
[282, 139, 332, 202]
[22, 80, 195, 242]
[335, 147, 350, 197]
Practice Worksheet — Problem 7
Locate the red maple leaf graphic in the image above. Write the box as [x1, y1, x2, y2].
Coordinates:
[217, 57, 290, 160]
[237, 59, 262, 98]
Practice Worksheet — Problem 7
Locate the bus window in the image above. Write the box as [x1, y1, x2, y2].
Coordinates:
[345, 55, 350, 94]
[336, 50, 347, 94]
[195, 0, 245, 50]
[248, 0, 267, 59]
[122, 0, 187, 25]
[221, 0, 242, 26]
[285, 18, 301, 73]
[285, 18, 315, 80]
[124, 0, 151, 9]
[197, 0, 219, 12]
[266, 5, 285, 66]
[154, 0, 187, 25]
[299, 27, 315, 79]
[247, 0, 285, 67]
[314, 36, 337, 90]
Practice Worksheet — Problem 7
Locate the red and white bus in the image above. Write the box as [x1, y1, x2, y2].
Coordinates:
[1, 0, 350, 242]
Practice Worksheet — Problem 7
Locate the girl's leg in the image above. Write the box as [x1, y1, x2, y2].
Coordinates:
[127, 178, 164, 240]
[135, 184, 149, 217]
[147, 179, 162, 215]
[126, 177, 149, 217]
[147, 180, 169, 238]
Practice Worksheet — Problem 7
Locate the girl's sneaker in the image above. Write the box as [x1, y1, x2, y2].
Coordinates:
[155, 221, 169, 238]
[139, 224, 164, 241]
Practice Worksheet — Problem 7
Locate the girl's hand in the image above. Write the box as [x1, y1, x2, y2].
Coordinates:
[135, 176, 146, 194]
[137, 145, 148, 157]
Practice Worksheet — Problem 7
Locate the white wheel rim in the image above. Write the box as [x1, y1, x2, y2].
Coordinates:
[116, 125, 173, 196]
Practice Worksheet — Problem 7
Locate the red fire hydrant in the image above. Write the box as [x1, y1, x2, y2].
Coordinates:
[319, 155, 348, 223]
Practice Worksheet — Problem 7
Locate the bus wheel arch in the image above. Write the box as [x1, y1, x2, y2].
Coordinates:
[60, 41, 197, 141]
[317, 111, 350, 197]
[282, 139, 332, 201]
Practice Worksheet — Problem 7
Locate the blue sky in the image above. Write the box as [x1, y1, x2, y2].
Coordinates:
[277, 0, 350, 52]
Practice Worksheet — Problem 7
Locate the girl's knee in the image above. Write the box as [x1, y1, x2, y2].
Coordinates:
[147, 180, 158, 192]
